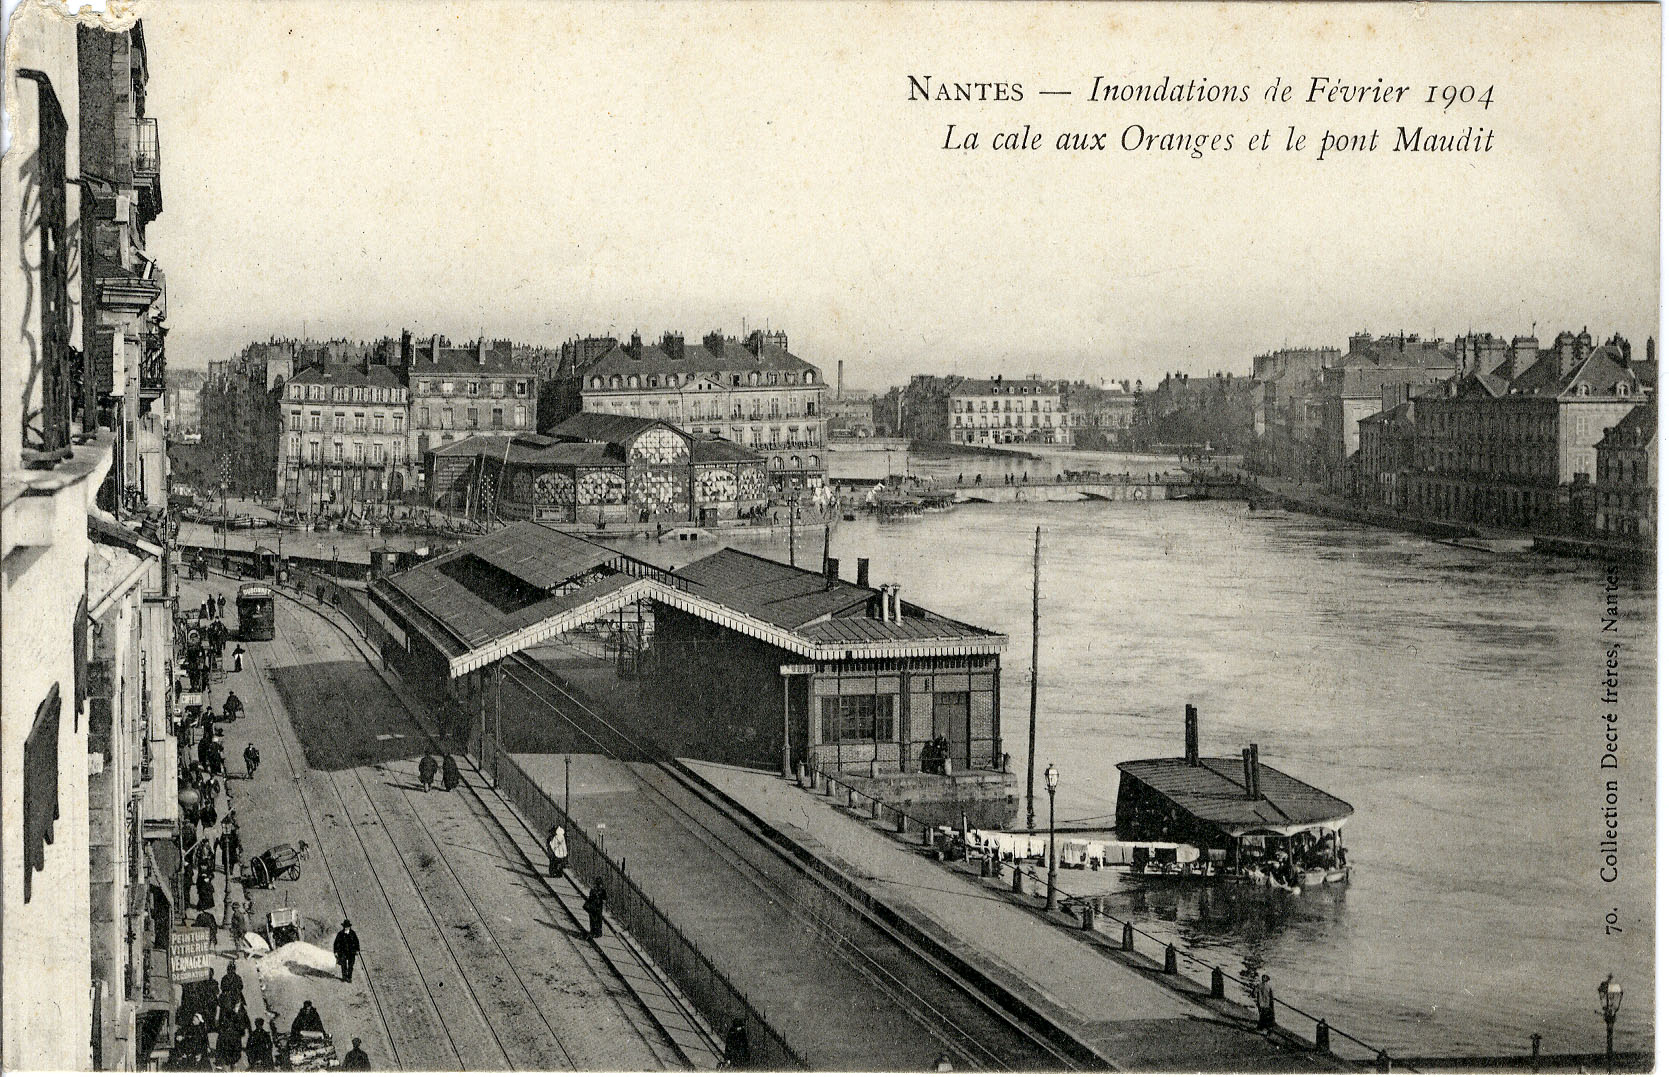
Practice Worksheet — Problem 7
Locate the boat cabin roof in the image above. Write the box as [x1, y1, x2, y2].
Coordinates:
[1117, 756, 1353, 833]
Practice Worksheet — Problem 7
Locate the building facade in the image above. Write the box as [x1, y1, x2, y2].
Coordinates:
[580, 330, 828, 493]
[947, 377, 1066, 445]
[407, 337, 538, 494]
[1409, 342, 1644, 532]
[1062, 380, 1135, 449]
[278, 363, 410, 512]
[1593, 402, 1656, 545]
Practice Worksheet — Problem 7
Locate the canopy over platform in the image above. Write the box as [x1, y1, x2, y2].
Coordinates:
[1115, 756, 1353, 839]
[371, 522, 1006, 678]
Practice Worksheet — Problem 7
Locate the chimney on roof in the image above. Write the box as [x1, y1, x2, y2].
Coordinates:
[823, 556, 839, 591]
[703, 330, 726, 356]
[662, 332, 685, 361]
[432, 336, 441, 363]
[837, 360, 844, 401]
[400, 329, 412, 368]
[627, 332, 643, 361]
[1184, 704, 1199, 766]
[1246, 744, 1262, 799]
[856, 557, 870, 588]
[477, 339, 487, 366]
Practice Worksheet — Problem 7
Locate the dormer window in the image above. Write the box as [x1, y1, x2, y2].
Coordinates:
[628, 375, 640, 388]
[592, 377, 603, 389]
[648, 376, 659, 388]
[1617, 382, 1631, 396]
[610, 376, 622, 389]
[1576, 384, 1591, 397]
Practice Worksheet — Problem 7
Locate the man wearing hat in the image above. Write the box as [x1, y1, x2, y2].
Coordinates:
[333, 919, 361, 982]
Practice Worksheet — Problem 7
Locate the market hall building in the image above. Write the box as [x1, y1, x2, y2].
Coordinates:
[368, 522, 1016, 825]
[424, 413, 768, 526]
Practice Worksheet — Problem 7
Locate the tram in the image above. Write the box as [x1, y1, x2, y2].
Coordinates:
[236, 583, 276, 641]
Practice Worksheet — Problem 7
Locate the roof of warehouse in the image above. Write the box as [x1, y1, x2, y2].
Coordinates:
[1116, 757, 1353, 829]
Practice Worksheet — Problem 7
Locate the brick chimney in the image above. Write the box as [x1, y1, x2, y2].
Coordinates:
[431, 336, 441, 363]
[661, 332, 685, 361]
[627, 332, 643, 361]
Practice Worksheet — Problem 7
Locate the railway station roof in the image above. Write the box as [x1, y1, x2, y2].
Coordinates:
[1116, 757, 1353, 835]
[372, 524, 1006, 678]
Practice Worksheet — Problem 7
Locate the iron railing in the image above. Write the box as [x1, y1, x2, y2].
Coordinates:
[132, 117, 160, 176]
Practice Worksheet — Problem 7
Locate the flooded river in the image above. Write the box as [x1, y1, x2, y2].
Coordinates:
[733, 496, 1655, 1058]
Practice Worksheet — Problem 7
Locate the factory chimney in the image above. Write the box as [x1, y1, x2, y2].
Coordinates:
[837, 360, 845, 401]
[1184, 704, 1199, 766]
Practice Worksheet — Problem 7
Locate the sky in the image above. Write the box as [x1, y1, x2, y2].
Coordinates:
[130, 0, 1660, 391]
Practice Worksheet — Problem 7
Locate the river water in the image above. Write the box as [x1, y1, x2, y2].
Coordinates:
[731, 493, 1655, 1059]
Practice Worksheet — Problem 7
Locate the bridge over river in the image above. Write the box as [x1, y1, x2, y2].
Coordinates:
[948, 475, 1253, 504]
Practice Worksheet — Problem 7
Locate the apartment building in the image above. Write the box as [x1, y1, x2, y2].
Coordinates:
[580, 330, 828, 492]
[406, 337, 537, 493]
[948, 376, 1066, 445]
[278, 363, 410, 511]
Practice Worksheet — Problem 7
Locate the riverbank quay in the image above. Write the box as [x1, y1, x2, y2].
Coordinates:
[1250, 478, 1656, 564]
[690, 761, 1360, 1073]
[180, 569, 697, 1070]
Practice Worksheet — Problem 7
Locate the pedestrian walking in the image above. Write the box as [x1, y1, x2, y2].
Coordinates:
[333, 919, 361, 982]
[441, 754, 461, 791]
[222, 826, 243, 877]
[417, 754, 438, 792]
[196, 873, 216, 911]
[220, 959, 244, 1002]
[218, 593, 227, 619]
[546, 824, 568, 877]
[723, 1018, 751, 1069]
[341, 1038, 371, 1071]
[177, 1009, 210, 1068]
[245, 742, 261, 779]
[232, 644, 245, 673]
[583, 882, 607, 938]
[230, 901, 251, 948]
[1255, 974, 1276, 1035]
[215, 996, 251, 1069]
[245, 1018, 274, 1070]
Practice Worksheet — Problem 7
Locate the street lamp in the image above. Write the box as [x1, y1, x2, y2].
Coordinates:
[1598, 975, 1623, 1072]
[1044, 763, 1059, 912]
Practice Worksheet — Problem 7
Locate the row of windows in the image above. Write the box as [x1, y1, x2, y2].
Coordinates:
[591, 397, 821, 423]
[289, 437, 406, 465]
[951, 398, 1055, 413]
[820, 694, 896, 743]
[289, 383, 407, 404]
[590, 370, 818, 390]
[291, 410, 405, 434]
[414, 379, 529, 397]
[953, 413, 1058, 427]
[415, 405, 528, 430]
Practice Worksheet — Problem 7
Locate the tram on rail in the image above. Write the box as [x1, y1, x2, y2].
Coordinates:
[236, 583, 276, 641]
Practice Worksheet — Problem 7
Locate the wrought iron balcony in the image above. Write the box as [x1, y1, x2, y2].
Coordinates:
[138, 331, 165, 397]
[131, 117, 160, 177]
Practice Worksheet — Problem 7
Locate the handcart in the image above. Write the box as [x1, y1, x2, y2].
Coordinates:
[246, 841, 309, 889]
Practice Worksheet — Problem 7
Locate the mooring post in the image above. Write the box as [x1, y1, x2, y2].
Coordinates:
[1164, 944, 1178, 974]
[1121, 921, 1134, 951]
[1211, 967, 1225, 998]
[1011, 864, 1024, 893]
[1315, 1020, 1330, 1052]
[1376, 1050, 1391, 1073]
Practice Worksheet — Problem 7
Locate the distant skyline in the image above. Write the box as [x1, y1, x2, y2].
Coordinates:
[139, 1, 1659, 392]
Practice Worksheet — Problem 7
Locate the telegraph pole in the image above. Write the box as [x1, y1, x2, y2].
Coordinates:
[1026, 526, 1041, 832]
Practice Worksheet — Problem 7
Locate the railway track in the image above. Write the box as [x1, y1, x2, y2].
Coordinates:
[502, 652, 1095, 1072]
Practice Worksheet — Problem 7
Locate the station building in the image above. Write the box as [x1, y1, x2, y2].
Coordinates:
[369, 522, 1016, 825]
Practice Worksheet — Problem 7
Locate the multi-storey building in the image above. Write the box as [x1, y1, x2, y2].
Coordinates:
[278, 363, 410, 512]
[1355, 400, 1418, 509]
[406, 337, 538, 494]
[1131, 371, 1256, 455]
[4, 10, 179, 1068]
[1594, 402, 1656, 546]
[948, 376, 1066, 445]
[1062, 380, 1136, 449]
[580, 330, 828, 492]
[78, 20, 170, 514]
[1318, 334, 1457, 490]
[1249, 347, 1338, 477]
[1409, 338, 1644, 531]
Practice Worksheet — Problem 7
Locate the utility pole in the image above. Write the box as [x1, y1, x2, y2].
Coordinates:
[1026, 526, 1041, 833]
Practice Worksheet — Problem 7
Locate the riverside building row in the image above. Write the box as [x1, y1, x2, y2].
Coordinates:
[1349, 331, 1656, 543]
[5, 11, 190, 1070]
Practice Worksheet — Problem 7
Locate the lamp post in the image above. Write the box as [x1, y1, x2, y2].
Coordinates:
[1598, 975, 1622, 1073]
[1044, 763, 1059, 912]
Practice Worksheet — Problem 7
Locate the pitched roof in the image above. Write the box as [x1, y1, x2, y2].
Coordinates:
[1597, 402, 1657, 449]
[408, 343, 538, 377]
[552, 412, 684, 448]
[1116, 757, 1353, 830]
[585, 338, 820, 381]
[1510, 346, 1638, 399]
[288, 363, 404, 388]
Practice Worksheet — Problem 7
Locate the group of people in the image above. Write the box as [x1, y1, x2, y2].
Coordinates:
[416, 752, 462, 792]
[918, 735, 955, 775]
[183, 594, 238, 691]
[545, 824, 609, 938]
[172, 962, 259, 1070]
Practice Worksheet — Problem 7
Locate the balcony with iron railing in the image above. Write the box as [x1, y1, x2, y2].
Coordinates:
[131, 117, 160, 177]
[138, 331, 165, 398]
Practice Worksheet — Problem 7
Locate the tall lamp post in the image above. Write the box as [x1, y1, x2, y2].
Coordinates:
[1044, 763, 1059, 912]
[1598, 975, 1623, 1073]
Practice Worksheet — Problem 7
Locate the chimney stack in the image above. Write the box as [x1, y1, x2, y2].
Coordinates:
[856, 557, 870, 588]
[837, 360, 845, 401]
[1248, 743, 1262, 799]
[1184, 704, 1199, 766]
[432, 336, 441, 363]
[1242, 748, 1254, 799]
[477, 339, 488, 366]
[824, 556, 839, 591]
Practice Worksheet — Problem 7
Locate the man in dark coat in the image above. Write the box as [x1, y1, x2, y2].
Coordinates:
[724, 1018, 752, 1068]
[441, 754, 461, 791]
[584, 882, 607, 938]
[215, 997, 251, 1068]
[219, 959, 244, 1002]
[245, 742, 261, 779]
[245, 1018, 274, 1070]
[417, 754, 438, 792]
[290, 1000, 325, 1039]
[333, 919, 361, 982]
[341, 1038, 371, 1071]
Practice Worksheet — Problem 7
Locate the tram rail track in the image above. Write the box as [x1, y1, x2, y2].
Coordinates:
[502, 651, 1097, 1072]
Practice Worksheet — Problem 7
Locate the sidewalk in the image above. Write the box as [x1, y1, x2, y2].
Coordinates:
[690, 761, 1348, 1073]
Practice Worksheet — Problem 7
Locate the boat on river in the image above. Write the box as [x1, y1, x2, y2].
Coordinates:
[1111, 705, 1353, 891]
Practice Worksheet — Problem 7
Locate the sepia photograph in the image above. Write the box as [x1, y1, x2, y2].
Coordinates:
[0, 0, 1657, 1072]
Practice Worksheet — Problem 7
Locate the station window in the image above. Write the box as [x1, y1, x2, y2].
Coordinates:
[820, 694, 896, 743]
